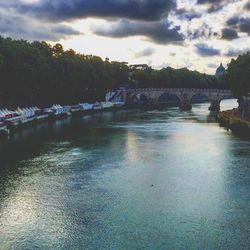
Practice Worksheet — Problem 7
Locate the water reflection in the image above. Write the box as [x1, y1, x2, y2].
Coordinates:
[1, 99, 250, 249]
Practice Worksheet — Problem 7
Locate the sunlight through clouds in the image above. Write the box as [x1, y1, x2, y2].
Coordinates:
[1, 0, 250, 73]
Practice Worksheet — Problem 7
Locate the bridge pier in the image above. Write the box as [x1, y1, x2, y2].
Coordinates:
[208, 95, 222, 112]
[209, 100, 221, 112]
[179, 93, 192, 111]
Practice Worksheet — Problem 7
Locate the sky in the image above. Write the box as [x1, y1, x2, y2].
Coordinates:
[0, 0, 250, 74]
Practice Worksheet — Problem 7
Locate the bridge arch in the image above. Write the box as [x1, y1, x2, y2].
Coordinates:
[130, 93, 150, 104]
[157, 92, 181, 105]
[191, 93, 209, 103]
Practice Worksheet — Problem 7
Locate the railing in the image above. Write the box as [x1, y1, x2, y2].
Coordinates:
[127, 88, 232, 94]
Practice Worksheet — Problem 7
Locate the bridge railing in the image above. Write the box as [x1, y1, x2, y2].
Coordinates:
[127, 88, 232, 94]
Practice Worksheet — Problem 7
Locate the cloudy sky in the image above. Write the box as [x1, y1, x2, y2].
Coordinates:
[1, 0, 250, 74]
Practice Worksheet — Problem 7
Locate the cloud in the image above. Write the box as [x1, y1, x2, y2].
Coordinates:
[134, 47, 155, 58]
[226, 15, 250, 35]
[225, 48, 249, 57]
[175, 8, 202, 21]
[14, 0, 176, 22]
[196, 0, 230, 12]
[207, 63, 219, 69]
[239, 17, 250, 34]
[187, 23, 218, 40]
[169, 52, 176, 56]
[93, 19, 184, 45]
[0, 9, 81, 41]
[226, 15, 240, 26]
[245, 1, 250, 10]
[195, 43, 221, 56]
[221, 28, 238, 40]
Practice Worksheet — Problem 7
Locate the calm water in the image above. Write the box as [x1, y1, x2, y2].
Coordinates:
[1, 99, 250, 250]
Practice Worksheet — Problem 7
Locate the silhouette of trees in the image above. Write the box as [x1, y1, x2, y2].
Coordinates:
[227, 52, 250, 98]
[0, 36, 226, 108]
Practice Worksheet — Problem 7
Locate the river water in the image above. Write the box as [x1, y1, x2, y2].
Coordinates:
[1, 99, 250, 250]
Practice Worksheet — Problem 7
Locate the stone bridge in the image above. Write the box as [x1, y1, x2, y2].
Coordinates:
[126, 88, 233, 111]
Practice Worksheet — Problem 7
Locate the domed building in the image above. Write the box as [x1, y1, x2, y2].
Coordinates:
[215, 63, 226, 78]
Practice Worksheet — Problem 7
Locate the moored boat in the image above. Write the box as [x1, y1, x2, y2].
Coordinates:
[92, 102, 102, 111]
[35, 107, 49, 121]
[16, 107, 36, 125]
[51, 104, 70, 119]
[70, 104, 83, 115]
[112, 101, 125, 108]
[0, 109, 22, 128]
[79, 103, 94, 114]
[100, 101, 114, 110]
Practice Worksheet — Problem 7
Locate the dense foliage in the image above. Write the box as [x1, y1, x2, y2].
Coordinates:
[0, 37, 129, 108]
[226, 52, 250, 98]
[130, 67, 226, 89]
[0, 36, 226, 108]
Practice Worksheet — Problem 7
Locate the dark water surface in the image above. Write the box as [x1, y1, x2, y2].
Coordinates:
[1, 100, 250, 250]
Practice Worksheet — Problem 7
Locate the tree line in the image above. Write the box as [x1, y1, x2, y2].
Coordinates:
[0, 36, 226, 108]
[226, 51, 250, 99]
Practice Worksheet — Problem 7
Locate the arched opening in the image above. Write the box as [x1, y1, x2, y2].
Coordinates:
[158, 92, 181, 105]
[131, 93, 149, 104]
[191, 93, 209, 103]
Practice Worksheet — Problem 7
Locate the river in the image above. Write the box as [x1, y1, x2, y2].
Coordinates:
[1, 99, 250, 249]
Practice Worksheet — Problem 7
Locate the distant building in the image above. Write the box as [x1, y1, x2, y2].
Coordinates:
[215, 63, 226, 78]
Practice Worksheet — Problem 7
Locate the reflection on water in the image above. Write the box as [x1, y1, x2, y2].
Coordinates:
[1, 99, 250, 249]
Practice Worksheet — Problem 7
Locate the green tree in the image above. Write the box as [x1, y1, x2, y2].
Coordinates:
[226, 52, 250, 98]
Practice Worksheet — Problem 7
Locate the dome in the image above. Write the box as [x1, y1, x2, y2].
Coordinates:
[215, 63, 226, 77]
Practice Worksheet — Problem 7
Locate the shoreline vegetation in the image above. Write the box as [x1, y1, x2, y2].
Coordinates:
[0, 36, 226, 109]
[1, 36, 250, 138]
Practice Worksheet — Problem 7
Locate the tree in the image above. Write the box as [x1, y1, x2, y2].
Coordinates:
[226, 52, 250, 98]
[0, 35, 226, 108]
[0, 53, 3, 66]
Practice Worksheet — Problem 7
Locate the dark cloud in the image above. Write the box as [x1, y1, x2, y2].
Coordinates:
[226, 15, 240, 26]
[134, 47, 155, 58]
[187, 23, 218, 40]
[221, 28, 238, 40]
[195, 43, 221, 56]
[225, 48, 249, 57]
[245, 1, 250, 10]
[15, 0, 176, 22]
[197, 0, 229, 12]
[0, 10, 81, 41]
[226, 15, 250, 35]
[175, 8, 202, 21]
[93, 19, 184, 44]
[239, 17, 250, 34]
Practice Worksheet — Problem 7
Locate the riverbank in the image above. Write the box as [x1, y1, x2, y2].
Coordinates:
[0, 103, 125, 139]
[218, 108, 250, 136]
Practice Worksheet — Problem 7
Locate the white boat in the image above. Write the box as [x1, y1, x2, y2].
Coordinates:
[112, 101, 125, 108]
[0, 109, 16, 119]
[62, 106, 71, 115]
[33, 107, 49, 121]
[4, 115, 22, 127]
[0, 109, 21, 127]
[70, 104, 83, 113]
[100, 102, 114, 109]
[79, 103, 93, 111]
[92, 102, 102, 110]
[51, 104, 67, 116]
[16, 107, 36, 124]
